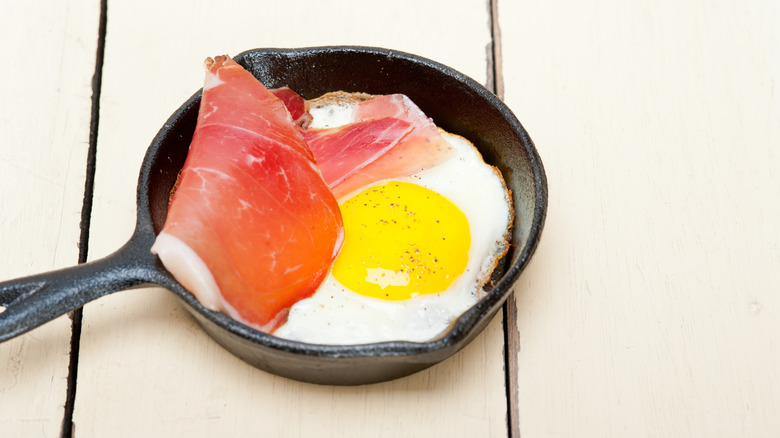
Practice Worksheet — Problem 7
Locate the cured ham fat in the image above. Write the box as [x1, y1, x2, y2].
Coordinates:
[151, 56, 343, 332]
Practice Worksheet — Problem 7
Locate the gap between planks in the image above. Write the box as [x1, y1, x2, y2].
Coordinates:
[61, 0, 109, 436]
[487, 1, 518, 437]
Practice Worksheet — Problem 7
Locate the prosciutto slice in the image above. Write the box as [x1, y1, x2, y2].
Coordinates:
[302, 117, 413, 188]
[312, 94, 456, 199]
[151, 56, 343, 332]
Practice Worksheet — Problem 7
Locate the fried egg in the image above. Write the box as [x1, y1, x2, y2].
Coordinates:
[272, 96, 512, 344]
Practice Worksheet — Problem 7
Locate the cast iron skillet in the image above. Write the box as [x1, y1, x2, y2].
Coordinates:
[0, 46, 547, 385]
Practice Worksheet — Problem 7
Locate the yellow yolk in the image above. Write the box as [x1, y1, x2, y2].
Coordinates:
[332, 182, 470, 300]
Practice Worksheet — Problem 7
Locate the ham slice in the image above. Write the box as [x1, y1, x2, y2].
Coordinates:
[315, 94, 456, 199]
[302, 117, 413, 188]
[151, 56, 343, 332]
[267, 90, 453, 199]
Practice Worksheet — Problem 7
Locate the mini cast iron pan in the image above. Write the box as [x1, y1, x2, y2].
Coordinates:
[0, 47, 547, 385]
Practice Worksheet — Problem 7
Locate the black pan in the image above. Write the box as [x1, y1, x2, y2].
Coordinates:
[0, 46, 547, 385]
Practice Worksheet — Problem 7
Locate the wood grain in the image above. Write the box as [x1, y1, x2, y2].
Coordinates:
[0, 1, 100, 436]
[500, 0, 780, 436]
[73, 1, 507, 436]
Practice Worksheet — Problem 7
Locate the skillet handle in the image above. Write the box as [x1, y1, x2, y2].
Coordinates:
[0, 240, 160, 342]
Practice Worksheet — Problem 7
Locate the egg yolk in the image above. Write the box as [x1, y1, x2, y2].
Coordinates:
[332, 181, 470, 300]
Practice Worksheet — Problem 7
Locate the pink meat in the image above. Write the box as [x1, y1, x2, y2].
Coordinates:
[270, 87, 312, 128]
[303, 117, 413, 188]
[325, 94, 455, 199]
[151, 56, 343, 332]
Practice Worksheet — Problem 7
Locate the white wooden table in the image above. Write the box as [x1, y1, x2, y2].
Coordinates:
[2, 1, 778, 436]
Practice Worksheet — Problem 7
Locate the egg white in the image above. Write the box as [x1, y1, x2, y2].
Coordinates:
[273, 97, 512, 345]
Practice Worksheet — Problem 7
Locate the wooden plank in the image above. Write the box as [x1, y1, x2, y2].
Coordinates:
[0, 1, 100, 436]
[500, 0, 780, 436]
[73, 1, 507, 436]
